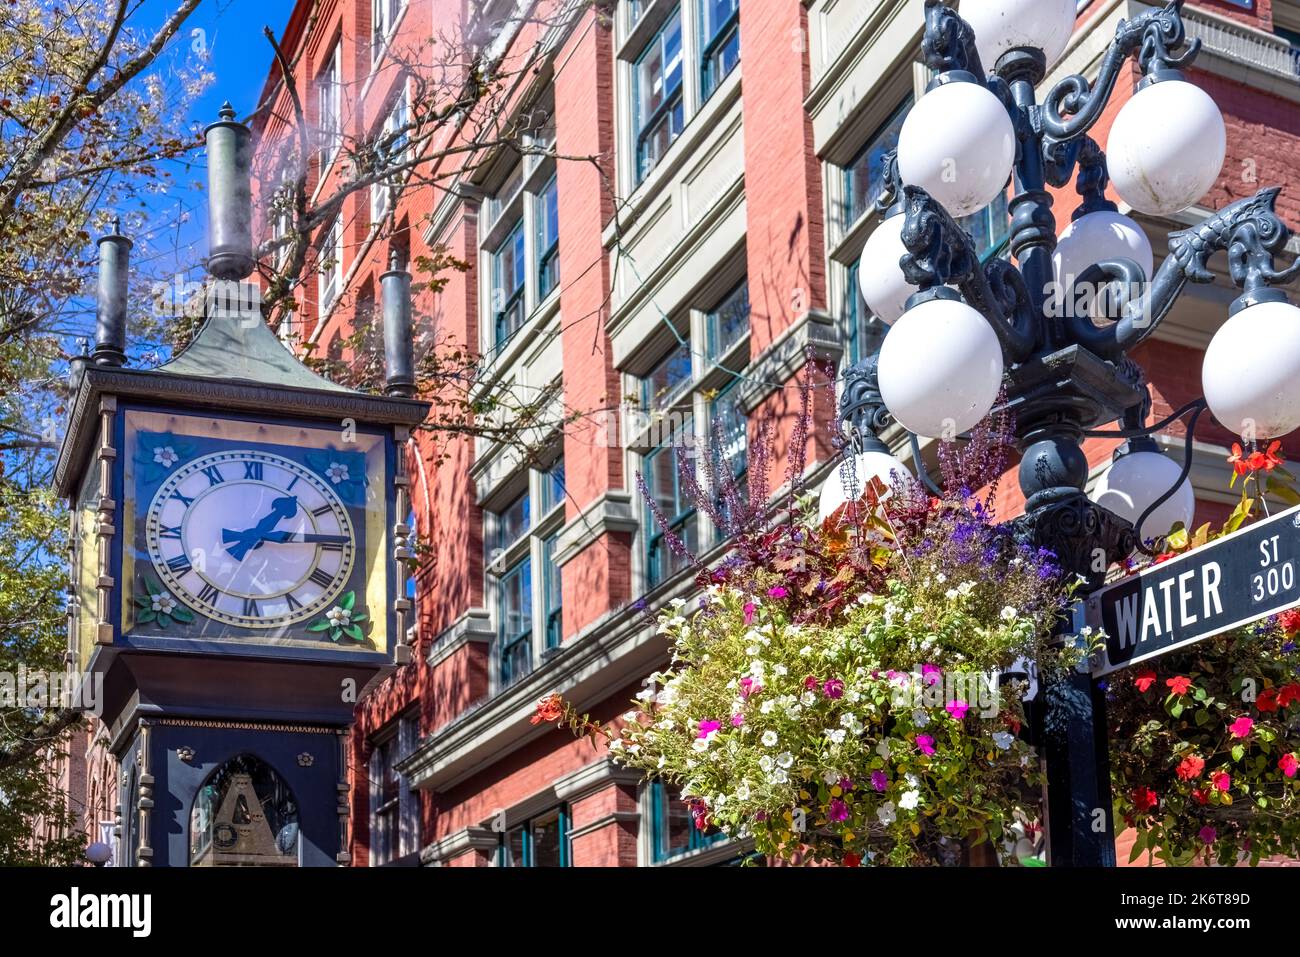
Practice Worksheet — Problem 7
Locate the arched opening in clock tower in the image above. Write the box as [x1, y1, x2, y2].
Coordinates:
[189, 754, 300, 867]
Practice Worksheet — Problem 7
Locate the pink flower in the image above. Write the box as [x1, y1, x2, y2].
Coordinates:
[1280, 753, 1299, 778]
[945, 700, 970, 720]
[1229, 716, 1255, 739]
[730, 713, 745, 727]
[838, 777, 853, 792]
[828, 798, 849, 822]
[743, 602, 756, 625]
[921, 663, 942, 687]
[804, 675, 820, 691]
[823, 678, 845, 700]
[696, 720, 722, 739]
[916, 734, 935, 756]
[870, 770, 888, 792]
[1211, 770, 1231, 792]
[1198, 825, 1217, 845]
[768, 586, 788, 599]
[739, 677, 761, 698]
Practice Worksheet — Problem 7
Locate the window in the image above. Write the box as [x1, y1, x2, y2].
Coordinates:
[498, 806, 569, 866]
[1278, 26, 1300, 76]
[497, 491, 531, 550]
[710, 380, 747, 506]
[650, 781, 723, 862]
[190, 754, 299, 867]
[370, 714, 418, 865]
[706, 279, 749, 360]
[372, 0, 405, 62]
[700, 0, 740, 101]
[537, 174, 560, 299]
[643, 337, 693, 411]
[539, 457, 566, 514]
[634, 10, 685, 182]
[542, 534, 562, 649]
[843, 99, 910, 227]
[958, 190, 1011, 261]
[492, 220, 527, 345]
[371, 88, 410, 223]
[317, 216, 343, 312]
[843, 259, 886, 369]
[498, 558, 532, 686]
[317, 43, 342, 166]
[644, 423, 699, 586]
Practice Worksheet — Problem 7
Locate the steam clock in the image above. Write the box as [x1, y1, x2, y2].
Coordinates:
[56, 105, 427, 866]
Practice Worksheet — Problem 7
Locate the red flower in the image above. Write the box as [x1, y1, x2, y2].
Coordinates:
[1280, 753, 1299, 779]
[530, 693, 565, 725]
[1257, 688, 1280, 714]
[1176, 755, 1205, 780]
[1229, 715, 1254, 739]
[1229, 440, 1284, 476]
[1261, 440, 1285, 472]
[842, 852, 862, 867]
[1229, 443, 1251, 476]
[1152, 551, 1178, 565]
[1166, 676, 1193, 696]
[1279, 684, 1300, 708]
[1134, 669, 1157, 693]
[1132, 786, 1159, 812]
[1211, 770, 1232, 792]
[1191, 789, 1208, 806]
[1279, 609, 1300, 636]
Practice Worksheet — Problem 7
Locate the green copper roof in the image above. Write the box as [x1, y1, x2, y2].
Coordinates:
[157, 305, 351, 393]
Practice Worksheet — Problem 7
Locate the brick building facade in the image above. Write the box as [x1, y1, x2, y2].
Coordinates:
[53, 0, 1300, 867]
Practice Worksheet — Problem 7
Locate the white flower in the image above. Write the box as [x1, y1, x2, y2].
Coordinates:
[945, 588, 960, 600]
[746, 645, 761, 656]
[935, 573, 947, 584]
[800, 691, 816, 706]
[877, 802, 897, 825]
[826, 729, 846, 745]
[992, 731, 1016, 750]
[760, 699, 776, 715]
[669, 597, 687, 610]
[773, 664, 788, 677]
[623, 711, 638, 722]
[736, 781, 751, 801]
[770, 769, 789, 785]
[912, 709, 930, 728]
[657, 755, 666, 769]
[152, 446, 178, 467]
[876, 740, 891, 761]
[749, 660, 767, 677]
[776, 751, 794, 769]
[151, 591, 177, 614]
[759, 755, 775, 773]
[899, 789, 921, 810]
[761, 730, 779, 748]
[325, 606, 352, 627]
[799, 645, 813, 657]
[691, 736, 712, 752]
[905, 772, 920, 789]
[1000, 605, 1018, 622]
[325, 461, 350, 484]
[957, 581, 976, 596]
[635, 687, 656, 701]
[608, 738, 624, 751]
[822, 770, 841, 785]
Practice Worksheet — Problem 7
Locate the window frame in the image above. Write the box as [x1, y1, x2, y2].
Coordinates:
[536, 173, 560, 300]
[492, 218, 528, 347]
[317, 42, 342, 169]
[317, 215, 343, 313]
[650, 780, 726, 863]
[497, 557, 533, 688]
[632, 8, 686, 184]
[371, 83, 411, 224]
[371, 0, 407, 63]
[369, 712, 419, 866]
[699, 0, 740, 102]
[497, 804, 570, 867]
[643, 422, 699, 588]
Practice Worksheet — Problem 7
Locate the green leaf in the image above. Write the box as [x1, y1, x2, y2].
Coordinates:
[157, 613, 172, 628]
[344, 623, 364, 641]
[136, 609, 156, 624]
[306, 619, 332, 632]
[171, 606, 194, 623]
[351, 612, 368, 624]
[341, 590, 356, 611]
[1232, 744, 1245, 762]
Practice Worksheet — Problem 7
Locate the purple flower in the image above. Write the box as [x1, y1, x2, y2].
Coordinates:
[1198, 825, 1217, 844]
[730, 713, 745, 727]
[768, 586, 788, 599]
[697, 720, 722, 739]
[916, 734, 936, 756]
[739, 677, 761, 698]
[823, 678, 845, 700]
[870, 771, 888, 793]
[828, 798, 849, 822]
[838, 777, 853, 792]
[743, 601, 756, 625]
[921, 664, 942, 687]
[945, 700, 970, 720]
[1285, 642, 1297, 654]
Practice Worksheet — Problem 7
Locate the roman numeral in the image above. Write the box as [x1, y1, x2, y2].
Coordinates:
[243, 597, 260, 617]
[285, 592, 303, 611]
[197, 582, 220, 604]
[243, 460, 264, 481]
[201, 465, 225, 486]
[159, 525, 182, 540]
[311, 504, 333, 518]
[166, 554, 192, 575]
[318, 540, 346, 552]
[285, 475, 299, 491]
[170, 490, 195, 507]
[308, 568, 335, 589]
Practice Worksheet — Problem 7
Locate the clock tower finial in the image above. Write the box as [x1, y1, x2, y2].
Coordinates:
[92, 220, 131, 368]
[381, 248, 415, 398]
[205, 101, 254, 281]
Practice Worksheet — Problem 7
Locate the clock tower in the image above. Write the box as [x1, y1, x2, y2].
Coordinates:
[56, 104, 428, 867]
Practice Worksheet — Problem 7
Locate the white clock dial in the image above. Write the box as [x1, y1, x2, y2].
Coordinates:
[144, 449, 356, 629]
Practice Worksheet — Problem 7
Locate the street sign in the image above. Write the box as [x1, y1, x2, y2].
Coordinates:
[1087, 504, 1300, 677]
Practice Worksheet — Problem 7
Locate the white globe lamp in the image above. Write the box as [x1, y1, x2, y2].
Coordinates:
[1091, 449, 1195, 541]
[1107, 79, 1226, 216]
[818, 450, 911, 526]
[897, 80, 1015, 218]
[960, 0, 1078, 73]
[1203, 300, 1300, 441]
[878, 294, 1004, 438]
[858, 214, 913, 325]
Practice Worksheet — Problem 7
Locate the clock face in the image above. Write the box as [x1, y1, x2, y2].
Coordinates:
[144, 449, 356, 629]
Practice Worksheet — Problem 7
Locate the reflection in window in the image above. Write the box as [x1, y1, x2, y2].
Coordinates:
[643, 338, 692, 411]
[371, 714, 418, 865]
[540, 457, 566, 514]
[710, 380, 747, 525]
[190, 754, 299, 867]
[700, 0, 741, 101]
[542, 534, 562, 649]
[843, 99, 910, 227]
[497, 491, 531, 550]
[537, 174, 560, 298]
[706, 280, 750, 360]
[493, 220, 527, 346]
[499, 558, 532, 686]
[644, 424, 699, 587]
[634, 10, 685, 182]
[498, 805, 569, 866]
[651, 780, 723, 862]
[957, 191, 1011, 261]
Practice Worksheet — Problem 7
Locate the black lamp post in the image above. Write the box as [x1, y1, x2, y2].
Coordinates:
[836, 0, 1300, 865]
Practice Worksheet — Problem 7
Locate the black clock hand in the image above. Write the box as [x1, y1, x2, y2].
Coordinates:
[258, 531, 351, 546]
[222, 496, 299, 560]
